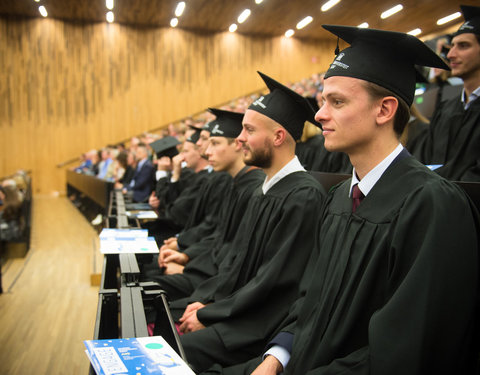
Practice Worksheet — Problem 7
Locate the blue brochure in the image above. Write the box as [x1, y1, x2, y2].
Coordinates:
[84, 336, 195, 375]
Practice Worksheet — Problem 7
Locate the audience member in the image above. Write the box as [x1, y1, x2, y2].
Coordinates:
[124, 143, 155, 203]
[97, 147, 115, 180]
[412, 5, 480, 181]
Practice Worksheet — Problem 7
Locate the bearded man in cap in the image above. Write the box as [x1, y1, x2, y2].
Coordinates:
[173, 72, 326, 373]
[205, 25, 479, 375]
[414, 5, 480, 181]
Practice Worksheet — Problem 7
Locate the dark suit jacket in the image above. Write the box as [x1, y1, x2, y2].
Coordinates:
[131, 159, 155, 202]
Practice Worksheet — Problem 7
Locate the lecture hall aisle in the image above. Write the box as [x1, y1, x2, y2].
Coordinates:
[0, 195, 99, 375]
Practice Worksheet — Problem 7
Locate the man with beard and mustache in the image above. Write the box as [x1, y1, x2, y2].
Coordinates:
[167, 72, 325, 373]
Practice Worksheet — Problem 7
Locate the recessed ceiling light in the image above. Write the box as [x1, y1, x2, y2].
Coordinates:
[285, 29, 295, 38]
[437, 12, 462, 26]
[255, 0, 264, 4]
[175, 2, 185, 17]
[106, 0, 114, 11]
[358, 22, 369, 28]
[381, 4, 403, 19]
[170, 18, 178, 27]
[321, 0, 341, 12]
[39, 5, 48, 17]
[238, 9, 251, 24]
[106, 11, 114, 23]
[229, 23, 238, 33]
[407, 28, 421, 36]
[296, 16, 313, 29]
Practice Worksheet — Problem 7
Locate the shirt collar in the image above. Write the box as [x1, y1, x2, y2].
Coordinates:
[462, 86, 480, 109]
[349, 143, 403, 197]
[262, 155, 305, 194]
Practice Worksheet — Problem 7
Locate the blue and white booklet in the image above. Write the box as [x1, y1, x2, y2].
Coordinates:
[99, 228, 159, 254]
[84, 336, 195, 375]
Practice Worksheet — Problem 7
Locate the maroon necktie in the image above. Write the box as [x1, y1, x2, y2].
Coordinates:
[352, 184, 364, 213]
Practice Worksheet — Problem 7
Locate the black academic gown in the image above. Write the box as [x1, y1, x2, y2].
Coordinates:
[145, 169, 213, 242]
[276, 155, 479, 374]
[154, 167, 265, 301]
[174, 171, 233, 251]
[411, 96, 480, 181]
[176, 171, 326, 372]
[155, 167, 196, 211]
[142, 170, 231, 279]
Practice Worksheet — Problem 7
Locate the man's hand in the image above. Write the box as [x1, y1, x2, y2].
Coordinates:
[178, 303, 206, 333]
[171, 154, 185, 182]
[161, 249, 189, 265]
[148, 192, 160, 209]
[163, 262, 185, 275]
[163, 237, 179, 251]
[180, 302, 206, 321]
[157, 156, 172, 171]
[250, 356, 283, 375]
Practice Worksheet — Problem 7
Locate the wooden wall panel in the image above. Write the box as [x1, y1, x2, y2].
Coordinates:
[0, 17, 335, 194]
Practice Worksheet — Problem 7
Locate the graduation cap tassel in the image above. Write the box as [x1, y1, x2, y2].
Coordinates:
[334, 36, 340, 55]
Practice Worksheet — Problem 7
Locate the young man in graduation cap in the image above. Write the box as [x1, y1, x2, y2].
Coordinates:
[149, 108, 265, 300]
[222, 25, 479, 375]
[149, 135, 181, 183]
[413, 5, 480, 181]
[171, 72, 326, 373]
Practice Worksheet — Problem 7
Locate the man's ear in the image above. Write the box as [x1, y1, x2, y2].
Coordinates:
[272, 127, 287, 147]
[376, 96, 398, 126]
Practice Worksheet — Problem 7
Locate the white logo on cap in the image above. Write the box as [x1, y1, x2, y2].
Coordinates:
[211, 124, 224, 135]
[460, 21, 474, 30]
[329, 52, 349, 70]
[253, 96, 267, 109]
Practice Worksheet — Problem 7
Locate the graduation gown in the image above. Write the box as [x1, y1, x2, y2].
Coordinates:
[278, 155, 479, 374]
[175, 171, 233, 252]
[155, 167, 196, 208]
[142, 170, 231, 279]
[410, 96, 480, 181]
[176, 172, 326, 369]
[153, 167, 265, 301]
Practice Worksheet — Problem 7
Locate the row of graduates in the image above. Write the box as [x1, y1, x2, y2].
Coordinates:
[138, 18, 480, 375]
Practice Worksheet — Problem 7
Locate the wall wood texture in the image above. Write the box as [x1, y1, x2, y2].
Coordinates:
[0, 16, 335, 194]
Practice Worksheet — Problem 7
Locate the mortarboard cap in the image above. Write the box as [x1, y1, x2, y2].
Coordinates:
[455, 5, 480, 36]
[150, 136, 180, 158]
[322, 25, 450, 106]
[186, 128, 201, 144]
[202, 121, 213, 133]
[207, 108, 244, 138]
[306, 96, 320, 112]
[248, 71, 322, 140]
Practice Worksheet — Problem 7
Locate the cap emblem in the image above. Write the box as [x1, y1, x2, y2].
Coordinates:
[211, 124, 224, 135]
[252, 96, 267, 109]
